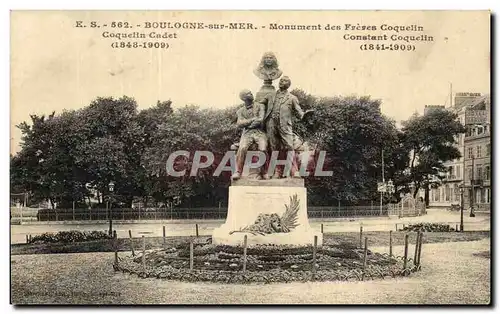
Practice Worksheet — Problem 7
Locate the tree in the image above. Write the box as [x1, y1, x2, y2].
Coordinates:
[74, 96, 145, 207]
[383, 130, 411, 203]
[13, 112, 75, 208]
[137, 100, 173, 147]
[400, 109, 466, 205]
[12, 96, 147, 208]
[141, 104, 239, 207]
[292, 89, 400, 205]
[14, 91, 463, 210]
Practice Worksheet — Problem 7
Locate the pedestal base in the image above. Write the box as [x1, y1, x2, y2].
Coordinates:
[255, 82, 276, 103]
[212, 180, 322, 246]
[212, 228, 322, 246]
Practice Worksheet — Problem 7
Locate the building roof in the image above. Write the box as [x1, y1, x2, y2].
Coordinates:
[450, 94, 490, 114]
[468, 94, 490, 110]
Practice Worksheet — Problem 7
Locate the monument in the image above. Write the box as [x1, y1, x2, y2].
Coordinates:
[212, 52, 323, 246]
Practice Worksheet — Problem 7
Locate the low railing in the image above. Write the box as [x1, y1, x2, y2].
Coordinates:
[11, 205, 408, 222]
[32, 207, 227, 222]
[308, 206, 393, 218]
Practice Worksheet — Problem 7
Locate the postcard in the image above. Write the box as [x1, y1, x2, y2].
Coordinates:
[10, 10, 491, 305]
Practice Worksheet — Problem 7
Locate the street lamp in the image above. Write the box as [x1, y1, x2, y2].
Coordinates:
[458, 183, 465, 232]
[380, 148, 385, 216]
[385, 179, 395, 215]
[470, 154, 476, 218]
[108, 181, 115, 236]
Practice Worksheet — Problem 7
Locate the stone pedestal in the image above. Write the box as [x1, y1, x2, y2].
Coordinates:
[212, 178, 323, 246]
[254, 80, 276, 103]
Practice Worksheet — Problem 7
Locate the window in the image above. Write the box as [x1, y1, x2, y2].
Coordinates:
[467, 167, 473, 180]
[432, 188, 439, 202]
[448, 166, 454, 179]
[480, 189, 486, 204]
[468, 147, 474, 159]
[486, 188, 491, 203]
[484, 165, 490, 180]
[477, 126, 484, 135]
[476, 166, 482, 180]
[476, 146, 482, 158]
[487, 144, 491, 156]
[445, 185, 451, 202]
[456, 165, 461, 179]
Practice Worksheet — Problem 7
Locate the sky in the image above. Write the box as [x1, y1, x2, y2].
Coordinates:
[10, 10, 490, 154]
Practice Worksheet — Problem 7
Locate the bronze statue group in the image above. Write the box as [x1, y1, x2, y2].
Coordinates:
[232, 52, 314, 180]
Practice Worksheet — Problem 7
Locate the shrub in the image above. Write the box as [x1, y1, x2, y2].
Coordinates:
[30, 230, 112, 244]
[257, 255, 286, 262]
[402, 223, 454, 232]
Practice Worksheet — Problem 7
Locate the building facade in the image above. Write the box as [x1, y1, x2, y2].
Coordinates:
[425, 93, 490, 211]
[463, 95, 491, 211]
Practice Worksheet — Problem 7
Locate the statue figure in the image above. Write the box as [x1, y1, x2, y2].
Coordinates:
[253, 52, 283, 81]
[230, 54, 314, 180]
[259, 76, 314, 178]
[231, 133, 315, 174]
[231, 89, 268, 181]
[253, 52, 283, 103]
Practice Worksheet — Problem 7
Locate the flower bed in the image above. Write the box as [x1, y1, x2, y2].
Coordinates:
[30, 230, 112, 244]
[401, 223, 455, 232]
[115, 240, 418, 283]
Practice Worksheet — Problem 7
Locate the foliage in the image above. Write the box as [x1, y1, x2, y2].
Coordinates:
[292, 90, 400, 204]
[30, 230, 111, 244]
[12, 97, 161, 208]
[401, 223, 455, 232]
[140, 104, 238, 207]
[400, 109, 465, 202]
[11, 90, 465, 208]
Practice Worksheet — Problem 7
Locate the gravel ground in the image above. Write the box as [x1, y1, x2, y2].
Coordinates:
[11, 238, 490, 305]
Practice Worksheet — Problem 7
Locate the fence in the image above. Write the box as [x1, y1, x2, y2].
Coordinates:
[32, 207, 226, 222]
[384, 196, 426, 218]
[10, 207, 40, 223]
[12, 205, 408, 222]
[308, 205, 394, 218]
